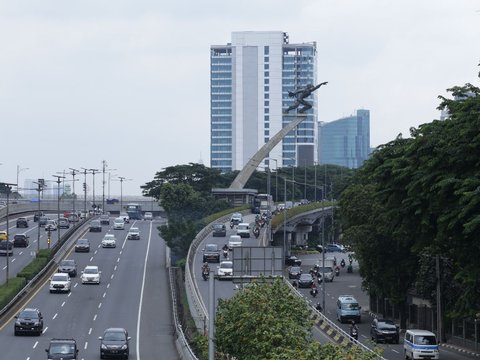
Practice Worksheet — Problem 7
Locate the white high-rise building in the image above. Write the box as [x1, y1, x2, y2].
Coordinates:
[210, 31, 318, 172]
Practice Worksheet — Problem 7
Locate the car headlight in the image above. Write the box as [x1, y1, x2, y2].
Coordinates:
[101, 344, 108, 349]
[121, 345, 127, 350]
[15, 320, 21, 325]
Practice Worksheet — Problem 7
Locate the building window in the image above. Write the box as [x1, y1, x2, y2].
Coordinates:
[264, 93, 269, 99]
[264, 57, 269, 62]
[264, 115, 269, 121]
[264, 64, 269, 70]
[264, 79, 269, 84]
[264, 101, 269, 106]
[265, 123, 269, 128]
[264, 130, 269, 136]
[264, 46, 269, 55]
[264, 108, 269, 114]
[264, 71, 269, 77]
[264, 86, 269, 92]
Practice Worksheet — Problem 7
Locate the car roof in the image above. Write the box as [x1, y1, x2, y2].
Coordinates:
[338, 295, 358, 302]
[53, 272, 69, 277]
[406, 329, 436, 335]
[104, 327, 127, 333]
[85, 265, 98, 270]
[77, 238, 89, 242]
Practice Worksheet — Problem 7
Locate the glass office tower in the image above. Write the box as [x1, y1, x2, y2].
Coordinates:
[210, 31, 318, 172]
[318, 109, 370, 168]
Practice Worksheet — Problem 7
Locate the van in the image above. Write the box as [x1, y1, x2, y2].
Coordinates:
[113, 217, 125, 230]
[228, 235, 242, 250]
[236, 223, 250, 238]
[404, 329, 439, 359]
[336, 295, 361, 323]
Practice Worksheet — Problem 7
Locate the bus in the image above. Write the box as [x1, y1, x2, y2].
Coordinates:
[126, 203, 142, 220]
[251, 194, 273, 214]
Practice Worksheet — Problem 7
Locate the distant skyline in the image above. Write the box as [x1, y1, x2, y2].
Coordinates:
[1, 1, 479, 195]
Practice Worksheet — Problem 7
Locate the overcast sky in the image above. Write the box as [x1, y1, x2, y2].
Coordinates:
[1, 0, 479, 196]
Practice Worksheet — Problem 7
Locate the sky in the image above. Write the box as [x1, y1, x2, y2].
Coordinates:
[0, 0, 479, 196]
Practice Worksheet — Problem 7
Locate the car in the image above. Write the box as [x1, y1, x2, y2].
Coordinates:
[285, 255, 302, 266]
[16, 217, 29, 228]
[315, 265, 335, 282]
[106, 198, 119, 204]
[113, 217, 125, 230]
[58, 217, 70, 229]
[89, 220, 102, 232]
[75, 238, 91, 252]
[288, 266, 302, 279]
[45, 220, 58, 231]
[39, 216, 49, 227]
[58, 259, 77, 277]
[0, 230, 7, 241]
[119, 212, 130, 223]
[101, 234, 117, 248]
[298, 273, 314, 288]
[45, 338, 78, 359]
[203, 243, 221, 263]
[81, 265, 101, 284]
[324, 243, 345, 253]
[217, 261, 233, 278]
[79, 211, 88, 219]
[0, 240, 13, 255]
[230, 212, 243, 225]
[33, 211, 44, 222]
[144, 212, 153, 220]
[99, 327, 131, 359]
[68, 213, 80, 223]
[13, 233, 29, 247]
[14, 308, 43, 336]
[212, 224, 226, 237]
[100, 215, 110, 225]
[127, 227, 140, 240]
[371, 318, 399, 344]
[49, 273, 71, 293]
[227, 235, 242, 250]
[236, 223, 250, 238]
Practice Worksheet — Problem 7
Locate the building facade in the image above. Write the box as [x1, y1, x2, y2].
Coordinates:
[318, 109, 370, 168]
[210, 31, 318, 172]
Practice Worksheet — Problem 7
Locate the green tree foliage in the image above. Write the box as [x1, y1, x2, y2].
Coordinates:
[340, 72, 480, 319]
[214, 279, 379, 360]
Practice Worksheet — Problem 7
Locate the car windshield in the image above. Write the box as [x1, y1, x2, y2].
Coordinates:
[50, 344, 75, 354]
[205, 244, 218, 251]
[84, 268, 98, 274]
[52, 275, 67, 281]
[104, 331, 126, 341]
[214, 225, 224, 230]
[115, 218, 124, 223]
[237, 224, 248, 230]
[300, 274, 312, 280]
[104, 235, 115, 240]
[342, 303, 360, 310]
[19, 310, 39, 319]
[318, 267, 333, 273]
[47, 220, 55, 225]
[61, 260, 75, 266]
[129, 228, 139, 233]
[220, 262, 232, 269]
[414, 335, 437, 345]
[91, 221, 100, 225]
[100, 215, 109, 219]
[290, 267, 301, 272]
[77, 240, 88, 245]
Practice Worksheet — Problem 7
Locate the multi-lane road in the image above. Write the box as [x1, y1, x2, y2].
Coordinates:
[0, 216, 178, 360]
[193, 215, 476, 360]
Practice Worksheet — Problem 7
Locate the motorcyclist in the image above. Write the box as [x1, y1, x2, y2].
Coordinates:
[335, 265, 340, 276]
[202, 262, 210, 273]
[340, 258, 346, 268]
[222, 243, 229, 251]
[349, 320, 358, 340]
[310, 282, 318, 297]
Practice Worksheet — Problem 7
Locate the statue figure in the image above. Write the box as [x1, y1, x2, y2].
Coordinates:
[284, 82, 328, 114]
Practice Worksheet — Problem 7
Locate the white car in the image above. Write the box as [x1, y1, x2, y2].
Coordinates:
[127, 227, 140, 240]
[101, 234, 116, 248]
[236, 223, 250, 238]
[228, 235, 242, 250]
[49, 273, 71, 293]
[113, 217, 125, 230]
[144, 212, 153, 220]
[45, 220, 58, 231]
[120, 212, 130, 223]
[81, 265, 101, 284]
[217, 261, 233, 277]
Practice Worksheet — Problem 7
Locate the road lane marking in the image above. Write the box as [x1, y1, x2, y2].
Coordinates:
[119, 250, 122, 255]
[53, 313, 58, 320]
[88, 328, 92, 335]
[107, 283, 110, 288]
[93, 314, 97, 321]
[98, 302, 102, 309]
[19, 251, 23, 255]
[111, 274, 114, 279]
[84, 342, 88, 350]
[43, 327, 48, 333]
[94, 250, 98, 255]
[33, 341, 38, 349]
[117, 257, 120, 263]
[114, 265, 117, 271]
[90, 256, 93, 262]
[11, 258, 16, 262]
[74, 283, 78, 287]
[61, 301, 66, 307]
[392, 349, 399, 353]
[103, 292, 106, 298]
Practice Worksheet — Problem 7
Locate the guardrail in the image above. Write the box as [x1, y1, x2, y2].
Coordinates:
[283, 278, 385, 359]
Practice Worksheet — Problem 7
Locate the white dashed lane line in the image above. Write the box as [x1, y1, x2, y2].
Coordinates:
[33, 341, 38, 349]
[52, 313, 58, 320]
[93, 314, 97, 321]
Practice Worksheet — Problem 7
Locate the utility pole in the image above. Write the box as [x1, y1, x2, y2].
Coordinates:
[89, 169, 99, 212]
[69, 168, 79, 214]
[436, 255, 443, 342]
[81, 168, 89, 214]
[1, 182, 16, 285]
[52, 175, 65, 245]
[33, 180, 45, 254]
[102, 160, 106, 214]
[118, 176, 125, 213]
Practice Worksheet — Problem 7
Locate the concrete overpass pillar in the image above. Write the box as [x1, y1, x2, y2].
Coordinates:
[292, 225, 312, 247]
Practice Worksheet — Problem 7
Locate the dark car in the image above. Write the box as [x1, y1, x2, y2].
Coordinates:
[0, 240, 14, 256]
[285, 255, 302, 266]
[58, 217, 70, 229]
[16, 217, 29, 228]
[45, 338, 78, 359]
[89, 220, 102, 232]
[212, 224, 227, 237]
[288, 266, 302, 279]
[58, 259, 77, 277]
[298, 273, 314, 288]
[39, 216, 49, 227]
[13, 233, 29, 247]
[203, 243, 220, 263]
[99, 215, 110, 225]
[33, 211, 44, 222]
[75, 239, 90, 253]
[14, 308, 43, 336]
[370, 318, 399, 344]
[99, 327, 131, 359]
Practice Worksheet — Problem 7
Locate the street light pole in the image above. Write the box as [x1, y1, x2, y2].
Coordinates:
[1, 182, 16, 285]
[89, 169, 99, 212]
[118, 177, 125, 213]
[69, 168, 79, 214]
[52, 175, 65, 246]
[81, 168, 89, 214]
[102, 160, 107, 214]
[33, 181, 44, 254]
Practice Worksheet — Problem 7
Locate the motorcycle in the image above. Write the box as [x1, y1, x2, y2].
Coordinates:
[223, 249, 228, 259]
[340, 259, 346, 268]
[335, 267, 340, 276]
[253, 226, 260, 238]
[230, 221, 234, 229]
[202, 269, 209, 281]
[347, 264, 353, 273]
[310, 287, 318, 297]
[350, 325, 358, 340]
[317, 274, 323, 284]
[315, 302, 322, 312]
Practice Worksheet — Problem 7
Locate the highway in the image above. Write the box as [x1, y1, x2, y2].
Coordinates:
[193, 215, 475, 360]
[0, 216, 178, 360]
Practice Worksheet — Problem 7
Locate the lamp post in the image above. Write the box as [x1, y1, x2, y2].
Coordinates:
[69, 168, 79, 214]
[16, 165, 29, 196]
[81, 168, 89, 214]
[52, 175, 65, 246]
[116, 176, 132, 214]
[89, 169, 99, 212]
[265, 158, 278, 202]
[33, 181, 44, 254]
[1, 182, 16, 285]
